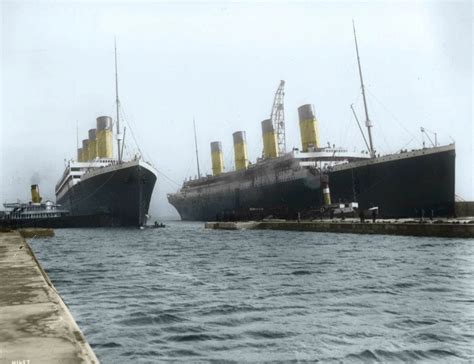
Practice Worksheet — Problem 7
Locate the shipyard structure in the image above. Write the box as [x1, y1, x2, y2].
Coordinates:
[167, 24, 455, 221]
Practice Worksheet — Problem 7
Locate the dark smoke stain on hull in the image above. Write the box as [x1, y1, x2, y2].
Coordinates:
[168, 145, 455, 221]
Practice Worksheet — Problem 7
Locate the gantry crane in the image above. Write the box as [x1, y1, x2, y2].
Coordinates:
[270, 80, 286, 155]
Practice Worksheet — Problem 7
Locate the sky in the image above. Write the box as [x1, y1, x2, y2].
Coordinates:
[1, 0, 472, 218]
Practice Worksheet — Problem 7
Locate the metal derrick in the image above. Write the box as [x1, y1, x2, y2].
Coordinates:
[270, 80, 286, 156]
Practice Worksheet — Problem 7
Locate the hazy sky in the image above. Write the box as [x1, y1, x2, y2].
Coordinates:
[1, 0, 472, 218]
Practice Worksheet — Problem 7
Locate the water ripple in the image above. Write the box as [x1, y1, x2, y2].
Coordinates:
[29, 222, 474, 363]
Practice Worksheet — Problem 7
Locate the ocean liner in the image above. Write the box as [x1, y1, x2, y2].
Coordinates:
[55, 44, 158, 227]
[167, 24, 455, 221]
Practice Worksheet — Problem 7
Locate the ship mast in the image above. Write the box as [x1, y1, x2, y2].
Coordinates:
[353, 20, 375, 158]
[193, 117, 201, 179]
[114, 38, 122, 163]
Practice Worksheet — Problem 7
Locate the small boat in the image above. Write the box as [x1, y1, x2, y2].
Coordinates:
[140, 221, 166, 229]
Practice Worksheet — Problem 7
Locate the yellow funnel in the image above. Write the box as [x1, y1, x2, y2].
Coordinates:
[96, 116, 113, 159]
[82, 139, 90, 162]
[211, 141, 224, 176]
[298, 104, 320, 152]
[31, 184, 41, 203]
[233, 131, 249, 171]
[88, 129, 98, 160]
[261, 119, 278, 159]
[77, 147, 83, 162]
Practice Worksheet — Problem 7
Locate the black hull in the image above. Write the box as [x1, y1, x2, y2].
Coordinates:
[57, 162, 157, 227]
[168, 146, 455, 221]
[169, 174, 324, 221]
[329, 148, 455, 218]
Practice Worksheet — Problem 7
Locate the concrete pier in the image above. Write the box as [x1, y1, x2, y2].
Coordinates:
[205, 220, 474, 238]
[204, 221, 260, 230]
[0, 231, 99, 364]
[455, 201, 474, 218]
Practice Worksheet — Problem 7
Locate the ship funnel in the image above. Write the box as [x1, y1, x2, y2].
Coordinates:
[261, 119, 278, 159]
[88, 128, 97, 160]
[298, 104, 320, 152]
[322, 179, 331, 205]
[77, 147, 83, 162]
[210, 141, 224, 176]
[31, 184, 42, 203]
[96, 116, 113, 159]
[232, 131, 249, 171]
[82, 139, 90, 162]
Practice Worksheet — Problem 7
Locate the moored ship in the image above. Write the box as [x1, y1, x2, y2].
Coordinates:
[55, 116, 157, 227]
[168, 104, 455, 221]
[54, 45, 158, 227]
[167, 24, 455, 221]
[1, 185, 70, 228]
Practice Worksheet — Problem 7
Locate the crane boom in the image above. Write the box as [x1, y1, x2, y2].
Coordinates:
[270, 80, 286, 155]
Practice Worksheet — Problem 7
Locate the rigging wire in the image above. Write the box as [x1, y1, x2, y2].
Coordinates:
[104, 70, 183, 191]
[118, 124, 180, 188]
[366, 101, 391, 154]
[398, 135, 417, 152]
[122, 140, 132, 160]
[155, 169, 181, 188]
[113, 102, 182, 188]
[350, 103, 371, 153]
[183, 146, 194, 178]
[183, 154, 196, 180]
[119, 107, 146, 160]
[365, 87, 415, 138]
[340, 92, 362, 148]
[121, 110, 181, 187]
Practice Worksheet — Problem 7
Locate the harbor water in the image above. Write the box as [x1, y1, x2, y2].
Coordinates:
[29, 222, 474, 363]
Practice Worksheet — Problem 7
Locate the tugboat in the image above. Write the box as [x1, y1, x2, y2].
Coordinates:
[0, 185, 70, 228]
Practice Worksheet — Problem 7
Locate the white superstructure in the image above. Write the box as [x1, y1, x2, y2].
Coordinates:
[55, 158, 118, 201]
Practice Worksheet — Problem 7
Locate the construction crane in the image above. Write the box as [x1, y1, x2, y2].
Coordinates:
[270, 80, 286, 155]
